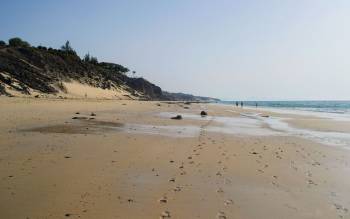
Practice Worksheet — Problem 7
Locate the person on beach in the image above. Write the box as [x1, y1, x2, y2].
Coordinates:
[241, 101, 243, 107]
[255, 102, 258, 108]
[236, 101, 239, 107]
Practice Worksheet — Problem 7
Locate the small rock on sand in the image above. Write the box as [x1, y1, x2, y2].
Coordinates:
[171, 115, 182, 120]
[72, 116, 88, 120]
[200, 111, 208, 116]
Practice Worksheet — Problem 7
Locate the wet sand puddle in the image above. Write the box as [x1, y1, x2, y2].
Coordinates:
[24, 119, 125, 134]
[24, 112, 350, 147]
[159, 112, 350, 147]
[24, 117, 200, 138]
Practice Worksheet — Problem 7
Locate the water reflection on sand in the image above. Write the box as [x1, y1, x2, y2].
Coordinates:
[26, 111, 350, 147]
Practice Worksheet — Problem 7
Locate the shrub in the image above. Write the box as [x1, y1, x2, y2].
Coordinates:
[0, 40, 6, 46]
[83, 53, 98, 65]
[8, 37, 30, 47]
[37, 46, 47, 50]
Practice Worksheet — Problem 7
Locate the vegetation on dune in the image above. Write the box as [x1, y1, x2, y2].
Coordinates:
[0, 37, 219, 101]
[0, 37, 162, 99]
[83, 53, 98, 65]
[8, 37, 31, 47]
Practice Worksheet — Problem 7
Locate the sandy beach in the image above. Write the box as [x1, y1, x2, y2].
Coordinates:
[1, 97, 350, 219]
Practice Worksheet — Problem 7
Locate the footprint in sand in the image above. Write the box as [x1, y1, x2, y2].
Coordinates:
[173, 186, 182, 192]
[217, 188, 224, 193]
[216, 211, 227, 219]
[160, 211, 171, 218]
[307, 179, 317, 186]
[333, 203, 349, 218]
[224, 199, 234, 206]
[158, 196, 168, 204]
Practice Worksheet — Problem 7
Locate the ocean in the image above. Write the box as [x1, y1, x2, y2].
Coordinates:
[217, 100, 350, 146]
[220, 101, 350, 114]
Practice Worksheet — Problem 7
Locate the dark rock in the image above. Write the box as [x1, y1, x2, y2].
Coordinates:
[90, 112, 96, 116]
[72, 116, 88, 120]
[200, 111, 207, 116]
[171, 115, 182, 120]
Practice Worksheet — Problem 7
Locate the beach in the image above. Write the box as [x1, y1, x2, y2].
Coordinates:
[1, 97, 350, 219]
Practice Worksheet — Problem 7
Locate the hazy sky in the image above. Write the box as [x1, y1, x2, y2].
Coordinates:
[1, 0, 350, 100]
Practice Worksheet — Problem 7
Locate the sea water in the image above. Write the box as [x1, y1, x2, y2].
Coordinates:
[221, 101, 350, 114]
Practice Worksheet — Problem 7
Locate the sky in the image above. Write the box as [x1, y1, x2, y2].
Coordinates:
[1, 0, 350, 100]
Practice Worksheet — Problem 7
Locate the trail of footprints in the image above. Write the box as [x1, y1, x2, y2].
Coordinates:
[157, 115, 234, 218]
[114, 111, 348, 219]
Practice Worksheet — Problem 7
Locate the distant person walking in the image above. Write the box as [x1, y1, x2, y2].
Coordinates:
[235, 101, 239, 107]
[255, 102, 258, 108]
[241, 101, 243, 108]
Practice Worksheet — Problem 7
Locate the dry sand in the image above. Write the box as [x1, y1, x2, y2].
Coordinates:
[1, 97, 350, 219]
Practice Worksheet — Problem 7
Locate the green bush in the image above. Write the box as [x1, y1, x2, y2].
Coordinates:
[83, 53, 98, 65]
[37, 46, 47, 50]
[0, 40, 6, 46]
[8, 37, 30, 47]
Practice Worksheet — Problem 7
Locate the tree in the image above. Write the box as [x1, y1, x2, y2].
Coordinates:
[83, 53, 98, 64]
[90, 56, 98, 65]
[0, 40, 6, 46]
[83, 53, 91, 62]
[8, 37, 30, 47]
[61, 40, 73, 52]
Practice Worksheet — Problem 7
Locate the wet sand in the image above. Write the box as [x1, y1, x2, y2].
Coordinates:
[1, 97, 350, 219]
